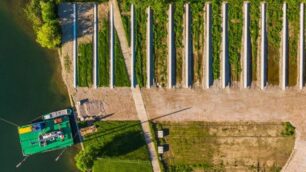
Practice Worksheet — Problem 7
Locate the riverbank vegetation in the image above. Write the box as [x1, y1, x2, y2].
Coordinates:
[75, 121, 152, 172]
[151, 121, 295, 171]
[25, 0, 61, 48]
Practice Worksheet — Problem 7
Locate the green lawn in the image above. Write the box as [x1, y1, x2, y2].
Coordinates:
[93, 158, 152, 172]
[75, 121, 152, 172]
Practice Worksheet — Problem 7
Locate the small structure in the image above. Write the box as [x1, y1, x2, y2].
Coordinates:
[158, 145, 164, 154]
[157, 130, 164, 138]
[80, 125, 97, 136]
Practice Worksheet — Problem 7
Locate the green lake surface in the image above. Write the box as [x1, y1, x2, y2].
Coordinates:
[0, 0, 79, 171]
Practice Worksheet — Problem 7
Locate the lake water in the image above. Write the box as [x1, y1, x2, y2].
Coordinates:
[0, 0, 78, 171]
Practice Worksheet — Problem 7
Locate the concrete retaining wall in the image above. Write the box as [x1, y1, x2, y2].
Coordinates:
[258, 2, 267, 90]
[110, 4, 115, 88]
[131, 4, 136, 88]
[93, 3, 98, 88]
[298, 3, 304, 89]
[220, 2, 230, 88]
[184, 3, 192, 88]
[73, 3, 78, 88]
[241, 2, 251, 88]
[280, 3, 288, 90]
[203, 2, 213, 89]
[147, 7, 154, 88]
[168, 4, 175, 88]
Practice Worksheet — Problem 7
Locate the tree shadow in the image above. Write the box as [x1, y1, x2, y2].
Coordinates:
[86, 130, 147, 159]
[59, 3, 94, 44]
[84, 107, 191, 143]
[99, 130, 146, 157]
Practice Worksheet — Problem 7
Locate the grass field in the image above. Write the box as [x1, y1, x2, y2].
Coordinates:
[93, 158, 152, 172]
[152, 121, 295, 171]
[75, 121, 152, 172]
[78, 43, 93, 87]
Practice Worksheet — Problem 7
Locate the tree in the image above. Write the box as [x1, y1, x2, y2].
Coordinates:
[36, 21, 61, 48]
[40, 1, 56, 22]
[25, 0, 43, 29]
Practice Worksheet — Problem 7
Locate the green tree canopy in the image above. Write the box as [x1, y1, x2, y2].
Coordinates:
[36, 22, 61, 48]
[40, 1, 56, 22]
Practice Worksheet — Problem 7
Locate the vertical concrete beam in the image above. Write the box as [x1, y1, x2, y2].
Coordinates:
[146, 7, 153, 88]
[280, 3, 288, 90]
[258, 2, 267, 90]
[241, 2, 251, 88]
[220, 2, 229, 88]
[168, 4, 175, 88]
[203, 2, 213, 89]
[184, 3, 192, 88]
[131, 4, 136, 88]
[298, 3, 304, 89]
[110, 4, 115, 88]
[93, 3, 98, 88]
[73, 3, 78, 88]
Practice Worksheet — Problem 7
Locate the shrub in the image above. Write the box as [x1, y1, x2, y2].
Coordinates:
[282, 122, 295, 136]
[75, 146, 100, 172]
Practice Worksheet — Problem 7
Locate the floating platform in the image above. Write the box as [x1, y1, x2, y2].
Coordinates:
[18, 109, 74, 156]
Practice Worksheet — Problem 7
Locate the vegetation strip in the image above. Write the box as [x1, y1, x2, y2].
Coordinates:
[78, 43, 93, 87]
